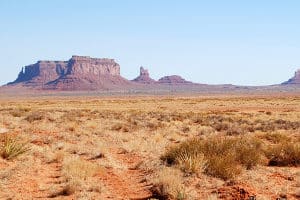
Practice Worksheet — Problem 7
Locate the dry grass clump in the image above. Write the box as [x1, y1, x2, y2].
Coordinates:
[25, 112, 45, 123]
[192, 115, 248, 134]
[176, 150, 206, 174]
[192, 114, 300, 134]
[266, 141, 300, 166]
[152, 167, 187, 200]
[62, 156, 102, 194]
[0, 136, 30, 160]
[110, 115, 164, 132]
[259, 132, 291, 144]
[45, 150, 65, 164]
[10, 109, 24, 117]
[9, 107, 31, 117]
[61, 110, 85, 122]
[234, 138, 263, 169]
[253, 119, 300, 132]
[226, 122, 246, 135]
[162, 136, 263, 180]
[110, 122, 132, 132]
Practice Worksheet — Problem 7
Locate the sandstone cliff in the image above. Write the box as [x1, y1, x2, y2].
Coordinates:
[66, 56, 120, 77]
[282, 69, 300, 84]
[9, 56, 132, 90]
[10, 61, 68, 86]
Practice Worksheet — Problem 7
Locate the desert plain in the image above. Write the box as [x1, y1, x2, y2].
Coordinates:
[0, 94, 299, 200]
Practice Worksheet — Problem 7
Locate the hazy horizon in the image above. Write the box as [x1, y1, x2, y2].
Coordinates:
[1, 1, 300, 86]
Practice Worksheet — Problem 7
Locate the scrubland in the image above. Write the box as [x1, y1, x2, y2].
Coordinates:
[0, 95, 299, 200]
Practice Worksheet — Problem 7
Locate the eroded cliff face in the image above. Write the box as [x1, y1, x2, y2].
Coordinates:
[66, 56, 120, 77]
[283, 69, 300, 84]
[12, 61, 68, 86]
[9, 56, 129, 90]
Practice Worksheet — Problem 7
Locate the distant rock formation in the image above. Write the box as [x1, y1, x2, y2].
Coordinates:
[132, 67, 156, 84]
[282, 69, 300, 84]
[5, 55, 201, 91]
[158, 75, 192, 85]
[9, 56, 132, 90]
[10, 60, 68, 87]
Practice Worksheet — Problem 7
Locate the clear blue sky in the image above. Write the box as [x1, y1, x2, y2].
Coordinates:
[0, 0, 300, 86]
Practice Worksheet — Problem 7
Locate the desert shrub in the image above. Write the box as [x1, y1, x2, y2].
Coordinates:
[181, 126, 190, 133]
[192, 114, 300, 134]
[253, 119, 300, 132]
[152, 167, 187, 200]
[61, 110, 84, 122]
[260, 132, 291, 144]
[266, 111, 272, 115]
[162, 136, 263, 180]
[234, 137, 263, 169]
[110, 123, 131, 132]
[214, 122, 229, 132]
[9, 107, 31, 117]
[227, 123, 245, 135]
[198, 126, 215, 136]
[0, 136, 30, 160]
[25, 112, 44, 122]
[266, 141, 300, 166]
[205, 153, 241, 180]
[176, 150, 206, 174]
[63, 157, 99, 180]
[10, 109, 24, 117]
[146, 121, 164, 131]
[62, 156, 101, 193]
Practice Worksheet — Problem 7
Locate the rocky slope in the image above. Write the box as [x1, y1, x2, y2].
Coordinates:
[282, 69, 300, 84]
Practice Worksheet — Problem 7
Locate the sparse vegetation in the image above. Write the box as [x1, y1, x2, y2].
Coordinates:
[162, 136, 263, 180]
[266, 141, 300, 166]
[0, 96, 299, 199]
[152, 167, 187, 200]
[260, 132, 291, 144]
[62, 156, 102, 194]
[0, 136, 30, 160]
[25, 111, 45, 122]
[9, 107, 31, 117]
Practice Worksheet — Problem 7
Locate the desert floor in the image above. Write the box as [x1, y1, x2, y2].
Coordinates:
[0, 95, 299, 200]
